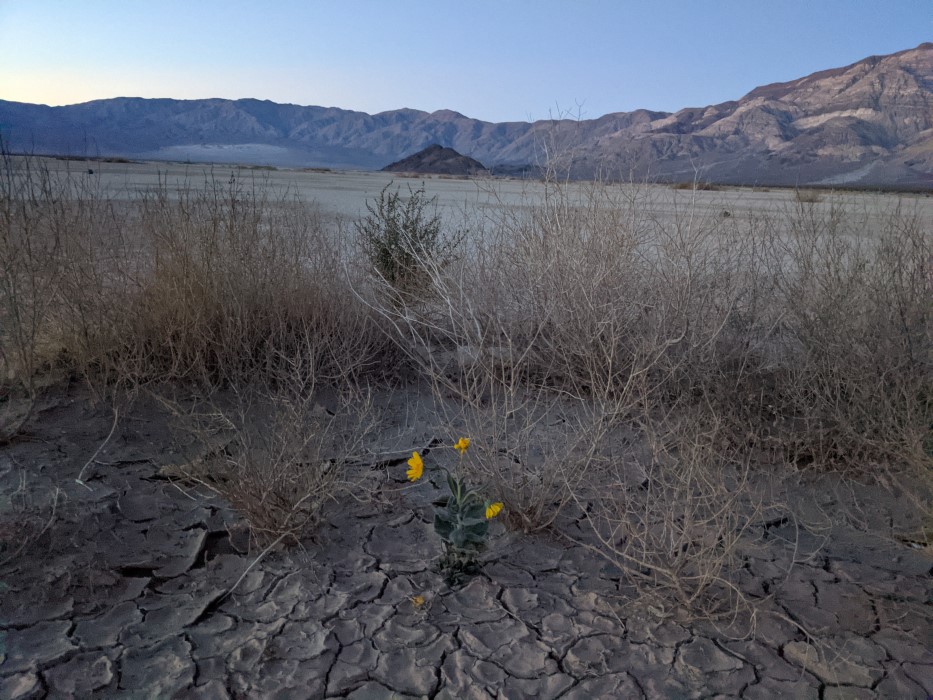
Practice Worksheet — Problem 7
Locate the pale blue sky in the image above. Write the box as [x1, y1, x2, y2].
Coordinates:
[0, 1, 929, 122]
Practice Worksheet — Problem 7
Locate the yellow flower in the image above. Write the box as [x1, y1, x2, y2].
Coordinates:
[410, 594, 426, 608]
[406, 451, 424, 481]
[453, 437, 470, 455]
[485, 502, 503, 519]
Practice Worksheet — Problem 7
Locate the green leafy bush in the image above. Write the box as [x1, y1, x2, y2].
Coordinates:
[356, 183, 448, 298]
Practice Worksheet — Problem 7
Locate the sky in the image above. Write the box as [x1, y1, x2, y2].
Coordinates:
[0, 0, 930, 123]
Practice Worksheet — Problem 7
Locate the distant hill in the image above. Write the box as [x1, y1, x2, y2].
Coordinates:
[1, 42, 930, 187]
[382, 144, 488, 176]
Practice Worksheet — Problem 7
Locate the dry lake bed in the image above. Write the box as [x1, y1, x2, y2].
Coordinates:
[1, 382, 931, 699]
[27, 156, 933, 231]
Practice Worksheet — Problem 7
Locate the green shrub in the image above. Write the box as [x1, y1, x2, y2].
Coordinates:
[356, 183, 449, 299]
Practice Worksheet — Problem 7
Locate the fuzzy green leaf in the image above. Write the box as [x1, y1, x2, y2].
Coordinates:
[434, 512, 454, 540]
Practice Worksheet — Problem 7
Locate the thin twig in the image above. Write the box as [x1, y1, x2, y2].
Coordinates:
[75, 407, 120, 489]
[218, 531, 289, 601]
[0, 487, 61, 567]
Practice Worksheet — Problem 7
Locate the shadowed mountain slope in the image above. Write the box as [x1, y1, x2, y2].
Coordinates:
[382, 144, 489, 176]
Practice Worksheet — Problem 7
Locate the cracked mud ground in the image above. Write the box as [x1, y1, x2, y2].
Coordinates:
[0, 387, 930, 699]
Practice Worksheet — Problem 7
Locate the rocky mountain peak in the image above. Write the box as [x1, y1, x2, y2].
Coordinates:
[382, 144, 489, 176]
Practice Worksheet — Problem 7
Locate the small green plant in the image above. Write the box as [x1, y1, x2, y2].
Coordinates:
[405, 438, 503, 583]
[356, 183, 449, 299]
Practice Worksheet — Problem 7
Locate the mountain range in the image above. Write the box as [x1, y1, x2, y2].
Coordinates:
[1, 43, 931, 187]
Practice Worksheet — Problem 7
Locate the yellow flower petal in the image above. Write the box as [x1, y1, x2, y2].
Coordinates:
[454, 437, 471, 455]
[406, 451, 424, 481]
[485, 502, 503, 519]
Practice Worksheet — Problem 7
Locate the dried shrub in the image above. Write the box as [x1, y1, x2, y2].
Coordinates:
[1, 155, 392, 543]
[3, 149, 928, 613]
[574, 412, 768, 616]
[120, 175, 388, 390]
[762, 199, 931, 472]
[671, 180, 721, 191]
[361, 176, 929, 613]
[163, 381, 379, 546]
[0, 479, 62, 568]
[794, 188, 823, 204]
[0, 156, 392, 400]
[0, 151, 126, 435]
[0, 152, 61, 433]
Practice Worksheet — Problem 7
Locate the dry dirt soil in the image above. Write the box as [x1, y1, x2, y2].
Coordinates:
[0, 384, 930, 699]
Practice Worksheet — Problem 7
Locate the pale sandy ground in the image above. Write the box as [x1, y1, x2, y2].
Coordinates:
[27, 157, 933, 231]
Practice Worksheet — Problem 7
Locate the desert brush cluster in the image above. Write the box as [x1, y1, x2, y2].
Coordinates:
[0, 151, 930, 619]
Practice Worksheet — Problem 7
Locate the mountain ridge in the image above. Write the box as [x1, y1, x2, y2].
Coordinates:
[1, 43, 930, 187]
